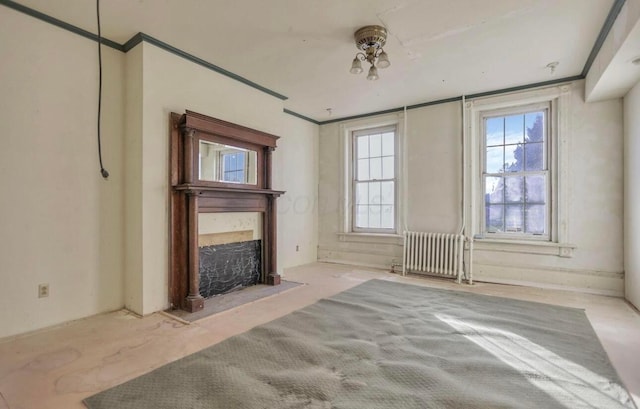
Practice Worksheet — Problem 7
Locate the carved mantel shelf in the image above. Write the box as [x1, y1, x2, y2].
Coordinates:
[174, 185, 285, 196]
[169, 111, 285, 313]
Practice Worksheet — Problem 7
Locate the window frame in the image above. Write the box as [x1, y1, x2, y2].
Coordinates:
[351, 125, 398, 234]
[338, 113, 405, 239]
[480, 102, 551, 241]
[465, 84, 572, 254]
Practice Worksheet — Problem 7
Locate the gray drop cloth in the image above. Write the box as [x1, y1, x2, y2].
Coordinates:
[85, 279, 636, 409]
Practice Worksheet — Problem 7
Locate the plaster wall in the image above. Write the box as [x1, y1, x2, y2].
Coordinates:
[123, 45, 144, 314]
[0, 7, 125, 338]
[624, 80, 640, 308]
[318, 82, 625, 295]
[275, 115, 320, 272]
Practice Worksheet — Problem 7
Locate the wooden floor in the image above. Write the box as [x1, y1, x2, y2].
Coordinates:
[1, 262, 639, 409]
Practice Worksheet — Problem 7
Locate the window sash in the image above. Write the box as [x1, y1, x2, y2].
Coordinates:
[480, 105, 550, 240]
[483, 171, 550, 237]
[352, 125, 397, 233]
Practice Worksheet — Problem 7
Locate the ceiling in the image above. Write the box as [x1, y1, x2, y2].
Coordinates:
[10, 0, 621, 122]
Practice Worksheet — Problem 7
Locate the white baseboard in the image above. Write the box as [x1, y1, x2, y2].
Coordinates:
[473, 263, 624, 297]
[316, 248, 625, 297]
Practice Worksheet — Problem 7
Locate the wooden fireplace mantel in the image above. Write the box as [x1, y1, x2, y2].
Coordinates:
[169, 111, 285, 312]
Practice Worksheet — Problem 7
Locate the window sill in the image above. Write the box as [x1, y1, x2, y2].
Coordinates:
[337, 232, 403, 245]
[472, 238, 576, 257]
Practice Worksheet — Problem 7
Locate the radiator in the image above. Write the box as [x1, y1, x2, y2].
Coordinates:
[402, 231, 466, 283]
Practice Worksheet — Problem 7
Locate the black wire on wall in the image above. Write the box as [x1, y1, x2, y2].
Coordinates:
[97, 0, 109, 179]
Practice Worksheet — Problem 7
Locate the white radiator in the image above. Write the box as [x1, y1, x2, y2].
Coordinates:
[402, 231, 466, 283]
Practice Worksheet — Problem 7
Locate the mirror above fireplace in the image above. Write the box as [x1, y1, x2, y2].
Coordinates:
[198, 141, 258, 185]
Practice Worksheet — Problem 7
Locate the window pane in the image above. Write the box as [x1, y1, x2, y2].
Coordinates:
[355, 182, 368, 205]
[486, 117, 503, 146]
[368, 206, 381, 228]
[487, 205, 504, 232]
[382, 156, 394, 179]
[525, 112, 544, 143]
[237, 154, 245, 169]
[369, 157, 382, 180]
[486, 146, 504, 173]
[505, 205, 523, 233]
[355, 205, 368, 228]
[382, 132, 394, 156]
[380, 181, 394, 205]
[525, 175, 546, 203]
[357, 136, 369, 159]
[357, 159, 369, 181]
[368, 181, 381, 205]
[505, 176, 523, 203]
[370, 133, 382, 157]
[381, 205, 394, 228]
[526, 204, 546, 234]
[505, 114, 524, 144]
[485, 177, 503, 204]
[504, 144, 522, 172]
[525, 142, 544, 171]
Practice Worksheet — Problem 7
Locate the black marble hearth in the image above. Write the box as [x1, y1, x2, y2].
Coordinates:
[199, 240, 261, 298]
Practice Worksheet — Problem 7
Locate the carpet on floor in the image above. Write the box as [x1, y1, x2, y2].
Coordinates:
[84, 279, 636, 409]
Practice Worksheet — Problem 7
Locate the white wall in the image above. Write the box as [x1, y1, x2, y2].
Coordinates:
[0, 8, 124, 338]
[123, 42, 319, 315]
[624, 81, 640, 308]
[124, 44, 144, 314]
[275, 115, 319, 272]
[318, 81, 625, 295]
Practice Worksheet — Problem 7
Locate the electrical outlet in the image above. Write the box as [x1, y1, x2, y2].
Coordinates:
[296, 245, 299, 252]
[38, 283, 49, 298]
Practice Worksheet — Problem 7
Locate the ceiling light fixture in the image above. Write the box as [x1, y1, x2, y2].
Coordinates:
[350, 25, 390, 80]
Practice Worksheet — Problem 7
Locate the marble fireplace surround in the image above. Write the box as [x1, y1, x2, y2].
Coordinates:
[198, 213, 263, 297]
[169, 111, 284, 313]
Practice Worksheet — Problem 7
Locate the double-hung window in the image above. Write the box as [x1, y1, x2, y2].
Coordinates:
[482, 104, 549, 239]
[353, 126, 396, 232]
